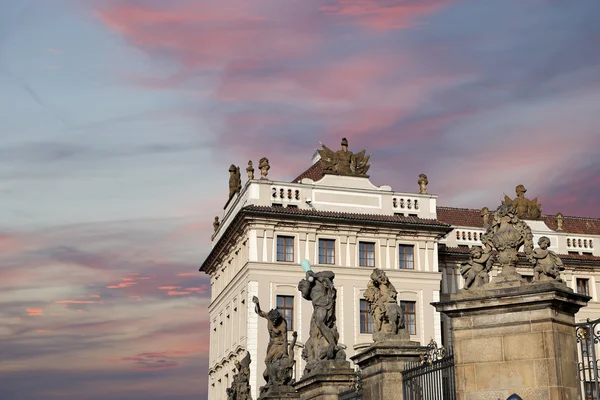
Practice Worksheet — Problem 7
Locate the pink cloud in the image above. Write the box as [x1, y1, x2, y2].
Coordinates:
[158, 286, 181, 290]
[36, 329, 53, 333]
[321, 0, 452, 30]
[167, 290, 191, 296]
[115, 350, 192, 371]
[55, 300, 103, 304]
[46, 48, 62, 53]
[27, 308, 43, 316]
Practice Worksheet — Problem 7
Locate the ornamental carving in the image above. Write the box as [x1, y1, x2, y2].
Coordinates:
[531, 236, 565, 283]
[317, 137, 370, 177]
[226, 352, 252, 400]
[501, 184, 542, 219]
[363, 268, 405, 341]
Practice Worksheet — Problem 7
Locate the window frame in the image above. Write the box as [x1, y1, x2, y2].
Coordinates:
[318, 238, 336, 265]
[577, 278, 590, 296]
[276, 295, 294, 331]
[276, 235, 295, 263]
[399, 244, 415, 269]
[401, 300, 417, 335]
[359, 299, 373, 334]
[359, 241, 376, 267]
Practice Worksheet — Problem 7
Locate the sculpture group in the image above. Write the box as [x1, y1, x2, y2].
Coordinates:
[461, 192, 566, 290]
[364, 268, 405, 341]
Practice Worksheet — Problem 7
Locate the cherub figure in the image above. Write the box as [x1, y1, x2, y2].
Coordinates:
[460, 246, 493, 289]
[531, 236, 565, 283]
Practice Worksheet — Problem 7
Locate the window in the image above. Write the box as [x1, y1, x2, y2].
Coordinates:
[584, 381, 599, 400]
[401, 301, 417, 335]
[319, 239, 335, 264]
[359, 242, 375, 267]
[399, 245, 414, 269]
[359, 299, 373, 334]
[277, 236, 294, 262]
[276, 295, 294, 330]
[577, 278, 590, 296]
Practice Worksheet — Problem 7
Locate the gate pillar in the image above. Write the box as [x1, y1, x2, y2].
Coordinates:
[434, 282, 589, 400]
[351, 340, 425, 400]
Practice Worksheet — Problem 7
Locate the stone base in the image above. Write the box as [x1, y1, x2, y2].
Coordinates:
[351, 340, 425, 400]
[372, 328, 410, 342]
[294, 361, 355, 400]
[258, 385, 300, 400]
[434, 282, 590, 400]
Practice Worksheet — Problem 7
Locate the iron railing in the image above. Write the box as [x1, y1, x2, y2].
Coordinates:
[577, 317, 600, 400]
[402, 340, 456, 400]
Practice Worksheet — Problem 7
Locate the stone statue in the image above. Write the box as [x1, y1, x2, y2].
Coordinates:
[481, 207, 490, 227]
[556, 213, 564, 231]
[213, 216, 220, 232]
[502, 184, 542, 219]
[531, 236, 565, 283]
[481, 203, 534, 284]
[460, 245, 494, 289]
[298, 269, 346, 374]
[417, 174, 428, 194]
[363, 268, 405, 341]
[317, 138, 370, 177]
[229, 164, 242, 198]
[227, 352, 252, 400]
[246, 160, 254, 180]
[251, 296, 297, 396]
[259, 157, 270, 179]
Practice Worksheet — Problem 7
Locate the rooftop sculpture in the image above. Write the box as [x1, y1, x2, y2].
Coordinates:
[363, 268, 406, 341]
[229, 164, 242, 199]
[318, 137, 370, 177]
[501, 184, 542, 219]
[298, 264, 347, 375]
[252, 296, 298, 397]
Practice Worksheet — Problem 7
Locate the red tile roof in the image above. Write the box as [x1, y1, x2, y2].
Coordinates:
[293, 160, 323, 183]
[437, 206, 600, 236]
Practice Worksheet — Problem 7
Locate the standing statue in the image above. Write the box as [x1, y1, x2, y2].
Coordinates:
[246, 160, 255, 180]
[501, 184, 542, 219]
[259, 157, 270, 179]
[555, 213, 564, 231]
[317, 138, 370, 177]
[227, 352, 252, 400]
[460, 245, 494, 289]
[213, 216, 220, 232]
[481, 203, 534, 284]
[531, 237, 565, 283]
[229, 165, 242, 198]
[481, 207, 490, 227]
[417, 174, 428, 194]
[251, 296, 297, 396]
[363, 269, 405, 341]
[298, 268, 346, 375]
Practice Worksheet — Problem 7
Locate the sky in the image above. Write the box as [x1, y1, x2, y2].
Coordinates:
[1, 0, 599, 399]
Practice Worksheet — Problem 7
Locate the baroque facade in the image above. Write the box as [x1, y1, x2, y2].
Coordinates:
[200, 140, 600, 400]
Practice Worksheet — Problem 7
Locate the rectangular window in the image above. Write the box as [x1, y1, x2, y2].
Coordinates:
[401, 301, 417, 335]
[319, 239, 335, 265]
[277, 236, 294, 262]
[276, 295, 294, 330]
[359, 299, 373, 334]
[584, 381, 598, 400]
[399, 245, 414, 269]
[359, 242, 375, 267]
[577, 278, 590, 296]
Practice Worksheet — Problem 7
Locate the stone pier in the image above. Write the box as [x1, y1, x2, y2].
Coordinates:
[351, 340, 425, 400]
[434, 282, 589, 400]
[293, 361, 355, 400]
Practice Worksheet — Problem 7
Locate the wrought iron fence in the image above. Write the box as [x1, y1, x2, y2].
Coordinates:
[402, 339, 456, 400]
[338, 368, 362, 400]
[577, 318, 600, 400]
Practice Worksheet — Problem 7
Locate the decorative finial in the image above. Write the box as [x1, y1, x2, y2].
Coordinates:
[259, 157, 270, 179]
[418, 174, 428, 194]
[213, 216, 220, 232]
[246, 160, 254, 180]
[555, 213, 564, 231]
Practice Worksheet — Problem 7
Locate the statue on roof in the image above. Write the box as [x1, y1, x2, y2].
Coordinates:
[259, 157, 270, 180]
[418, 174, 428, 194]
[318, 138, 370, 177]
[246, 160, 254, 180]
[229, 164, 242, 198]
[501, 185, 542, 219]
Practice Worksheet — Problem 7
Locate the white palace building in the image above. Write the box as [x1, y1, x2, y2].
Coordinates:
[200, 140, 600, 400]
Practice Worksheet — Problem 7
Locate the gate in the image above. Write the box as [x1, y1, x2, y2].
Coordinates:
[402, 340, 456, 400]
[577, 318, 600, 400]
[338, 368, 362, 400]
